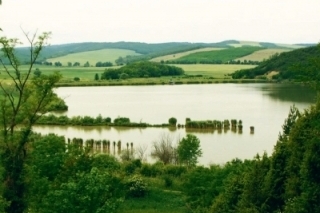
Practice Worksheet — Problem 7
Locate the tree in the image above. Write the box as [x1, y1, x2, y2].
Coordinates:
[33, 68, 41, 77]
[168, 117, 177, 126]
[151, 133, 176, 164]
[177, 134, 202, 166]
[0, 31, 62, 213]
[40, 168, 123, 213]
[73, 62, 80, 66]
[94, 73, 99, 81]
[84, 61, 90, 67]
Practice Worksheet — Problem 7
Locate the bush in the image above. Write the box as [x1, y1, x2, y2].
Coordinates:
[125, 175, 148, 198]
[168, 117, 177, 126]
[140, 163, 163, 177]
[164, 165, 187, 177]
[163, 175, 173, 188]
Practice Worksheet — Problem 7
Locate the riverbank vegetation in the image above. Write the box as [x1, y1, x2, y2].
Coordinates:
[8, 100, 320, 213]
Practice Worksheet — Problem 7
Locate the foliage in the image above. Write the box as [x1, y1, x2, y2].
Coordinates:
[101, 61, 184, 80]
[42, 168, 123, 213]
[125, 175, 148, 198]
[231, 44, 320, 80]
[168, 117, 177, 126]
[151, 133, 177, 165]
[26, 134, 124, 213]
[177, 134, 202, 167]
[95, 61, 113, 67]
[0, 32, 63, 213]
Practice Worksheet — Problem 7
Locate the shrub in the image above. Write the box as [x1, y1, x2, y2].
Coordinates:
[168, 117, 177, 126]
[163, 175, 173, 188]
[125, 175, 148, 198]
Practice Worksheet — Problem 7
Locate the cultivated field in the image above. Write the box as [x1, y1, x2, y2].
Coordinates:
[46, 48, 140, 66]
[150, 47, 223, 62]
[174, 64, 256, 78]
[235, 48, 291, 62]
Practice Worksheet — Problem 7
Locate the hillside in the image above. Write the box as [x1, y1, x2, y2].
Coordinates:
[7, 40, 311, 65]
[231, 44, 320, 80]
[168, 46, 264, 64]
[46, 49, 141, 66]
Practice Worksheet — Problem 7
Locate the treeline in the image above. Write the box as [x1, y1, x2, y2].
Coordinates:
[168, 46, 264, 64]
[100, 61, 184, 80]
[232, 44, 320, 80]
[37, 114, 171, 127]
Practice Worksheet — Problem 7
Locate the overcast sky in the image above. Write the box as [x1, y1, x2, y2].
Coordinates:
[1, 0, 320, 45]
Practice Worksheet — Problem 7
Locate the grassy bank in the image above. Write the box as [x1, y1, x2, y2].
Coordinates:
[0, 64, 270, 87]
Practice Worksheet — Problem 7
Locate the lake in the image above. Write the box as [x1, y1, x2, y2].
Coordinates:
[33, 83, 316, 165]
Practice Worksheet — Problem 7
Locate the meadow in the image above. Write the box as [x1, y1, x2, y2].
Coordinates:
[0, 64, 259, 86]
[169, 46, 264, 63]
[150, 47, 223, 62]
[235, 48, 291, 62]
[46, 48, 141, 66]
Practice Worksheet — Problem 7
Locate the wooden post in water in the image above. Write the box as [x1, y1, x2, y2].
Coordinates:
[102, 140, 107, 153]
[113, 141, 116, 155]
[238, 120, 243, 133]
[250, 126, 255, 134]
[117, 140, 121, 155]
[130, 142, 133, 155]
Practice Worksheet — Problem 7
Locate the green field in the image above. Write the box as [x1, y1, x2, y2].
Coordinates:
[235, 48, 291, 62]
[46, 48, 141, 66]
[150, 47, 223, 62]
[0, 64, 260, 86]
[174, 64, 256, 78]
[170, 46, 264, 63]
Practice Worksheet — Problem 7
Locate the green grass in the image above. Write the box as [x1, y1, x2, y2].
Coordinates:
[235, 48, 291, 62]
[46, 48, 141, 66]
[150, 47, 224, 62]
[119, 188, 186, 213]
[174, 64, 256, 78]
[171, 46, 264, 63]
[0, 64, 263, 86]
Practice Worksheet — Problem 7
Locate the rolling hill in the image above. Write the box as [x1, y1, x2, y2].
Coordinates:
[231, 44, 320, 80]
[3, 40, 313, 66]
[46, 49, 141, 66]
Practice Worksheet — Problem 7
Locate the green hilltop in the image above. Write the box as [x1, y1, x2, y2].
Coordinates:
[231, 44, 320, 81]
[9, 40, 311, 65]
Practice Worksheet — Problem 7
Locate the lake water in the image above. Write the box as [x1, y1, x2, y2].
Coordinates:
[33, 83, 316, 165]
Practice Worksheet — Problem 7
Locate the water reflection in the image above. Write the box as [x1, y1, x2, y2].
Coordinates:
[259, 83, 316, 103]
[34, 84, 316, 165]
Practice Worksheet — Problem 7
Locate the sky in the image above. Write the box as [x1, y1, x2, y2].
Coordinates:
[0, 0, 320, 45]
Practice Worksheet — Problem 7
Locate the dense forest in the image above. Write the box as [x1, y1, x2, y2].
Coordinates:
[100, 61, 184, 79]
[232, 44, 320, 80]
